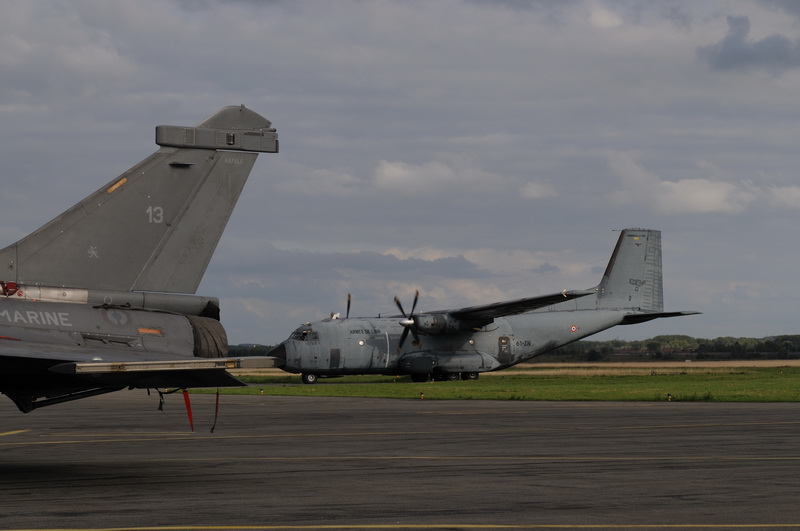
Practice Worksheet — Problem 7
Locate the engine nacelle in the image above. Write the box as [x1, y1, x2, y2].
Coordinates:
[414, 313, 471, 335]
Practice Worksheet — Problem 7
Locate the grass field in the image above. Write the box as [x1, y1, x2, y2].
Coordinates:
[201, 361, 800, 402]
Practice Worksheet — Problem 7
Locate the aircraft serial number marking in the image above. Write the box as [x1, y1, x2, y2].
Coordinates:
[515, 340, 531, 347]
[146, 206, 164, 224]
[350, 329, 381, 335]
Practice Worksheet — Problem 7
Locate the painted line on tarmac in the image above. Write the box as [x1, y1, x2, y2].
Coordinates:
[0, 430, 28, 437]
[45, 454, 800, 466]
[4, 524, 800, 530]
[2, 418, 799, 448]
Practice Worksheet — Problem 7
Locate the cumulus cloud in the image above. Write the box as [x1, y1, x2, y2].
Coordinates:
[606, 152, 757, 214]
[697, 15, 800, 74]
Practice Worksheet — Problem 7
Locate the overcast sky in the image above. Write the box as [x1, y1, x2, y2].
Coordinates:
[2, 0, 800, 345]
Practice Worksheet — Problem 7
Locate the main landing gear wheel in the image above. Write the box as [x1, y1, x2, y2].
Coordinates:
[301, 373, 318, 384]
[410, 373, 430, 383]
[461, 372, 479, 380]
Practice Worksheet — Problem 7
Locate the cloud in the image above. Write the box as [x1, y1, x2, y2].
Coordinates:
[520, 181, 558, 199]
[697, 15, 800, 74]
[589, 6, 623, 29]
[274, 166, 367, 197]
[372, 159, 517, 198]
[606, 152, 756, 214]
[766, 185, 800, 209]
[7, 0, 800, 344]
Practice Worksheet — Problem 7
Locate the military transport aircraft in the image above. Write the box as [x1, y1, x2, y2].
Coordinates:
[0, 105, 283, 412]
[269, 229, 699, 383]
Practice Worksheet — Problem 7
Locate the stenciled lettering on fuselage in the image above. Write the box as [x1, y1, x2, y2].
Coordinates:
[349, 329, 382, 335]
[0, 309, 72, 327]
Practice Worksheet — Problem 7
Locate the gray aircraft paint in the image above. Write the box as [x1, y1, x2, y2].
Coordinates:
[269, 229, 699, 383]
[0, 105, 283, 412]
[0, 105, 278, 293]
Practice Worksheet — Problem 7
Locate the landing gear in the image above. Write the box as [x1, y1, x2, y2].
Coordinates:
[301, 373, 318, 384]
[409, 371, 479, 382]
[430, 370, 460, 382]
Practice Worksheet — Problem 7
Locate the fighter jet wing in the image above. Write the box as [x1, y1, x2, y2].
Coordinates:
[0, 343, 283, 412]
[446, 288, 596, 323]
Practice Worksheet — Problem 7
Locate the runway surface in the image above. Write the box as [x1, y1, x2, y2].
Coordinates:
[1, 391, 800, 529]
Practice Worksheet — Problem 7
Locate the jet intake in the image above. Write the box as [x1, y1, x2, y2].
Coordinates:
[188, 315, 228, 358]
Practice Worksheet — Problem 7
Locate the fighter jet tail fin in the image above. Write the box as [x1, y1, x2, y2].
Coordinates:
[595, 228, 663, 312]
[0, 105, 278, 293]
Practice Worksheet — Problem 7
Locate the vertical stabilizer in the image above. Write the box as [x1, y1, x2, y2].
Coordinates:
[595, 229, 663, 311]
[0, 105, 278, 293]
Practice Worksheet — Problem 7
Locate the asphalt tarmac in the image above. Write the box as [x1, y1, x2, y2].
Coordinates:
[1, 391, 800, 529]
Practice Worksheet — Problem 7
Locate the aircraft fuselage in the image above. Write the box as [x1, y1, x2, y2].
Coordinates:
[273, 309, 627, 381]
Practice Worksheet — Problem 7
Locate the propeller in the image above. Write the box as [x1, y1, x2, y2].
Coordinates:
[331, 293, 352, 320]
[394, 290, 420, 350]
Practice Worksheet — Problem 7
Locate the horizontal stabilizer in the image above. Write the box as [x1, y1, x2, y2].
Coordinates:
[620, 311, 702, 325]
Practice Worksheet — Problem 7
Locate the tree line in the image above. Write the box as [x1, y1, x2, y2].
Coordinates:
[544, 335, 800, 362]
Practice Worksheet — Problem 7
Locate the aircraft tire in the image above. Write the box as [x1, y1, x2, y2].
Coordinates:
[461, 372, 479, 380]
[444, 372, 459, 381]
[301, 373, 318, 384]
[410, 373, 430, 383]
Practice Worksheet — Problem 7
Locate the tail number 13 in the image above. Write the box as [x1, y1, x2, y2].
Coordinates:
[146, 206, 164, 224]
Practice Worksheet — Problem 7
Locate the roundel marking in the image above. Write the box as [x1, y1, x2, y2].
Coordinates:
[103, 308, 131, 327]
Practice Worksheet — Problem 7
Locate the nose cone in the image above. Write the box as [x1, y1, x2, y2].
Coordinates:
[267, 343, 287, 363]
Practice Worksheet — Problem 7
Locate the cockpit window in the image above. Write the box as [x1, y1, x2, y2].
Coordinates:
[290, 328, 317, 341]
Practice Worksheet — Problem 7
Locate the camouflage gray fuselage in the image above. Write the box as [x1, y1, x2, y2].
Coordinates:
[0, 291, 235, 407]
[271, 229, 699, 382]
[278, 309, 626, 376]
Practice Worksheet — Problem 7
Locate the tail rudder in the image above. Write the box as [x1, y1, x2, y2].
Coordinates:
[0, 105, 278, 293]
[595, 228, 663, 311]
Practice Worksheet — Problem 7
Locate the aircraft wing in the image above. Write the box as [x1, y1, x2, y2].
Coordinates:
[446, 288, 596, 323]
[0, 343, 283, 412]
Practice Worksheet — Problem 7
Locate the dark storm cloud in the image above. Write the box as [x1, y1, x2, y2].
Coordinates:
[697, 15, 800, 73]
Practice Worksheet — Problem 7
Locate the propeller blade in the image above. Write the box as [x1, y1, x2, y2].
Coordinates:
[346, 293, 351, 319]
[398, 326, 409, 350]
[394, 296, 407, 318]
[395, 290, 421, 350]
[410, 290, 419, 315]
